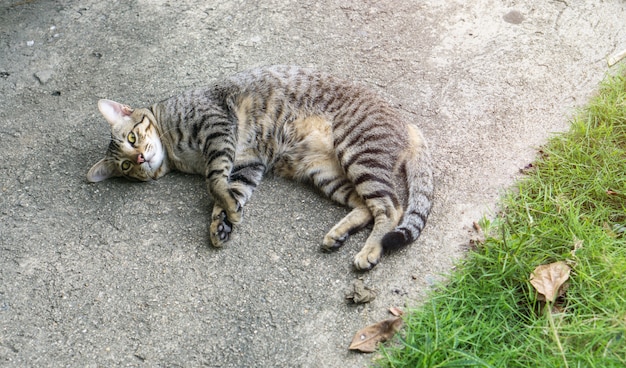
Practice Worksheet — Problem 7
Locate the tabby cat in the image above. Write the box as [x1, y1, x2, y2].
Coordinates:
[87, 65, 433, 270]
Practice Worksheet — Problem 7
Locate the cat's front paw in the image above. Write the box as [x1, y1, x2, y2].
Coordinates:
[210, 210, 233, 247]
[353, 245, 382, 271]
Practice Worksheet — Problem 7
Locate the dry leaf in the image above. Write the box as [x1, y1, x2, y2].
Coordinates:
[467, 222, 485, 249]
[389, 307, 404, 316]
[570, 238, 583, 257]
[608, 48, 626, 67]
[345, 279, 377, 304]
[530, 261, 571, 303]
[613, 224, 626, 236]
[348, 317, 403, 353]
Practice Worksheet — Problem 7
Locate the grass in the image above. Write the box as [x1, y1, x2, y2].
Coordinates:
[376, 70, 626, 367]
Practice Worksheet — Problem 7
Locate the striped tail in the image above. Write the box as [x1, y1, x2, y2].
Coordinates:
[381, 127, 433, 251]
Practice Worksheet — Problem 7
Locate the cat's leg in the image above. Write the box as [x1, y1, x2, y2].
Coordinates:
[302, 159, 374, 250]
[206, 172, 241, 248]
[303, 150, 400, 268]
[204, 127, 242, 229]
[321, 206, 372, 251]
[336, 163, 402, 270]
[208, 154, 266, 247]
[228, 159, 267, 207]
[354, 199, 402, 270]
[352, 195, 402, 270]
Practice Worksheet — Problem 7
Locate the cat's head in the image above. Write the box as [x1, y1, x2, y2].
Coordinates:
[87, 99, 168, 182]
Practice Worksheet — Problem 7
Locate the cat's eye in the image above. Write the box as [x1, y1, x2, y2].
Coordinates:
[121, 161, 132, 171]
[127, 132, 136, 144]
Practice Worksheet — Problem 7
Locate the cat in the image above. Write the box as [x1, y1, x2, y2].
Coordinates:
[87, 65, 433, 270]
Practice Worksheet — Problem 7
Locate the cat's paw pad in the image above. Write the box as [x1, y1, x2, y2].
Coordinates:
[353, 246, 382, 270]
[321, 233, 349, 251]
[210, 210, 233, 247]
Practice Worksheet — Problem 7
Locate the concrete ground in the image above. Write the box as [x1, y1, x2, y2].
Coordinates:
[1, 0, 625, 366]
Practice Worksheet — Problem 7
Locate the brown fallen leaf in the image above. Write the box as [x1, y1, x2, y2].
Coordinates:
[345, 279, 377, 304]
[613, 223, 626, 237]
[530, 261, 571, 303]
[389, 307, 404, 316]
[570, 238, 583, 257]
[348, 317, 403, 353]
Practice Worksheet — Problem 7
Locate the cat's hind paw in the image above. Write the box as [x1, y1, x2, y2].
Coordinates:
[321, 233, 349, 252]
[353, 245, 382, 270]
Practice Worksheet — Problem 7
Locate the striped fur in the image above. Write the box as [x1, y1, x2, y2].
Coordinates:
[88, 65, 433, 270]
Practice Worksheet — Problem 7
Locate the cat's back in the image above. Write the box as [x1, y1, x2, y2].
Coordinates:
[225, 65, 343, 94]
[222, 65, 385, 116]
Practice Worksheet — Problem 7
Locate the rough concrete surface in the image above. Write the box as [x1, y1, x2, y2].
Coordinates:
[1, 0, 625, 367]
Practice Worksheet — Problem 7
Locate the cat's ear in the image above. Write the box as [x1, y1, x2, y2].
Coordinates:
[98, 99, 134, 126]
[87, 158, 120, 182]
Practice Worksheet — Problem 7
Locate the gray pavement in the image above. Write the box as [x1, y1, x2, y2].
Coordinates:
[1, 0, 625, 367]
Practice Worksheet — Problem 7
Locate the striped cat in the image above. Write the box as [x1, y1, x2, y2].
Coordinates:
[87, 66, 433, 270]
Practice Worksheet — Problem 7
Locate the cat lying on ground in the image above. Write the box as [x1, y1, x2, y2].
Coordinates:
[87, 65, 433, 270]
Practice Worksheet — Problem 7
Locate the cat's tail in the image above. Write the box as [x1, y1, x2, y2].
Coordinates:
[381, 125, 434, 251]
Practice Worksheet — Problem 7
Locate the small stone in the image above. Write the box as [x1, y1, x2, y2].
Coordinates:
[503, 10, 524, 25]
[26, 40, 34, 46]
[35, 70, 53, 84]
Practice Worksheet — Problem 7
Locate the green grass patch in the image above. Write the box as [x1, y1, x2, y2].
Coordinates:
[377, 71, 626, 367]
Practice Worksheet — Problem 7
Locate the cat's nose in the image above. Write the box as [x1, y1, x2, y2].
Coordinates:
[137, 153, 145, 164]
